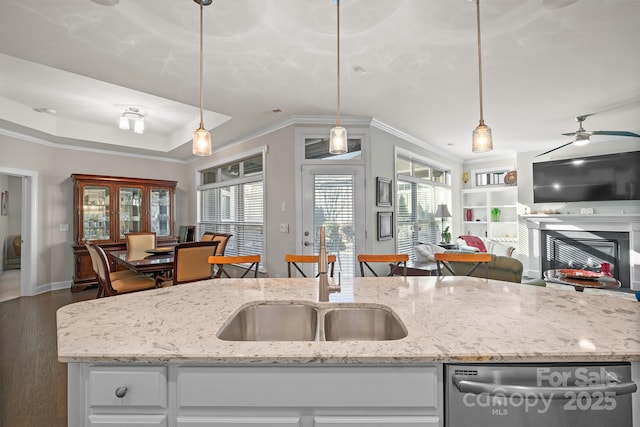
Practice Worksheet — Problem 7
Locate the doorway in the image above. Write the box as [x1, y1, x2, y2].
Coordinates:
[0, 168, 37, 299]
[301, 165, 365, 278]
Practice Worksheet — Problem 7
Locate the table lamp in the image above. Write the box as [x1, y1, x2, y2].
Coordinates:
[435, 204, 452, 244]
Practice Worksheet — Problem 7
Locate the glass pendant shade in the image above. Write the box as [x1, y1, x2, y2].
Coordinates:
[193, 126, 212, 156]
[472, 121, 493, 153]
[329, 125, 348, 155]
[133, 116, 144, 134]
[119, 115, 130, 130]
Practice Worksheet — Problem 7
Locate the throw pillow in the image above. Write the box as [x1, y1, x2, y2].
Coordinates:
[414, 243, 445, 262]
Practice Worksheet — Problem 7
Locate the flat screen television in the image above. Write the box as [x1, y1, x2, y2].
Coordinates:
[533, 150, 640, 203]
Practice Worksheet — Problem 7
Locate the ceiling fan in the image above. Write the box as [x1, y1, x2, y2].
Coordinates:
[536, 114, 640, 157]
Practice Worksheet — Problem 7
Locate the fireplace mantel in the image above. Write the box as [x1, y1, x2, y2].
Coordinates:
[522, 214, 640, 290]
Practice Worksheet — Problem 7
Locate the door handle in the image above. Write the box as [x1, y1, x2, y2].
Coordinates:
[304, 241, 311, 246]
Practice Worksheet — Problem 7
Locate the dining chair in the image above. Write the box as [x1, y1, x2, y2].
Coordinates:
[285, 254, 337, 278]
[155, 241, 219, 287]
[208, 255, 261, 278]
[86, 243, 140, 297]
[358, 254, 409, 277]
[91, 244, 157, 297]
[434, 252, 492, 279]
[125, 231, 157, 259]
[200, 232, 233, 256]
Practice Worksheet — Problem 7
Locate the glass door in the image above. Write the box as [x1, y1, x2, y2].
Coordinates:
[301, 165, 365, 278]
[118, 186, 144, 239]
[81, 184, 111, 242]
[150, 187, 171, 237]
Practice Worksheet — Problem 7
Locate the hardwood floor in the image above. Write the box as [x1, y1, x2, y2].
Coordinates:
[0, 288, 95, 427]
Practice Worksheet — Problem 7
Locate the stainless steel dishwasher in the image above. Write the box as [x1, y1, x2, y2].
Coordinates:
[446, 363, 637, 427]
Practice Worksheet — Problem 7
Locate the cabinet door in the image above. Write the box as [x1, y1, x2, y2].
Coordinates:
[149, 187, 172, 237]
[88, 414, 167, 426]
[117, 185, 145, 240]
[314, 416, 439, 426]
[81, 183, 113, 242]
[177, 417, 301, 426]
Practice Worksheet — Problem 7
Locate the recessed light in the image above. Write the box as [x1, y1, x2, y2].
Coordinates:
[90, 0, 120, 6]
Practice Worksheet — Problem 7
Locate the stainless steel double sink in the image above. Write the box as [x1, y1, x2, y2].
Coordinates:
[217, 301, 407, 341]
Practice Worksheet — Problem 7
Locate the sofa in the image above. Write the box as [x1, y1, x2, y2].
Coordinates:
[413, 242, 524, 283]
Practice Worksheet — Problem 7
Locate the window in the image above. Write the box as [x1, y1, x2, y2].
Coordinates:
[198, 154, 265, 270]
[396, 155, 451, 260]
[304, 137, 362, 160]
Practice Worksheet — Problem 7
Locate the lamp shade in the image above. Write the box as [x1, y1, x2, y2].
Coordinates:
[435, 204, 451, 218]
[329, 125, 348, 154]
[472, 122, 493, 152]
[192, 126, 212, 156]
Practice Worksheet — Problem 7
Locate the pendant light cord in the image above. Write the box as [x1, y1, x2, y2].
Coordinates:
[336, 0, 342, 127]
[476, 0, 484, 124]
[199, 0, 205, 128]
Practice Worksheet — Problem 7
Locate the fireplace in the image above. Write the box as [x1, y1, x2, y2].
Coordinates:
[523, 214, 640, 290]
[541, 230, 630, 288]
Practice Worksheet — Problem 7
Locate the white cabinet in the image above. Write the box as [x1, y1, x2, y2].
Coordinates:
[69, 364, 168, 427]
[69, 364, 443, 427]
[461, 186, 518, 244]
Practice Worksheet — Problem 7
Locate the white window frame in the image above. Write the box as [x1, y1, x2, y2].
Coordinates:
[196, 146, 267, 271]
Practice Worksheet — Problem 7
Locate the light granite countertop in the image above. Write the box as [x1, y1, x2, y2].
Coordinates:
[57, 276, 640, 363]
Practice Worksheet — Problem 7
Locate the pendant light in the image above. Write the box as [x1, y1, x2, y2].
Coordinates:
[472, 0, 493, 153]
[329, 0, 348, 155]
[192, 0, 212, 156]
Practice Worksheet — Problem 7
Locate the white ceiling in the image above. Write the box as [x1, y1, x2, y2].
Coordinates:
[0, 0, 639, 162]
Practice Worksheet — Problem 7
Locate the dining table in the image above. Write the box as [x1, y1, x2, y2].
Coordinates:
[107, 248, 174, 277]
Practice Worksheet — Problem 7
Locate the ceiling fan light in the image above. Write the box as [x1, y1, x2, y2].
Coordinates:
[193, 126, 212, 156]
[573, 133, 590, 146]
[329, 125, 348, 154]
[133, 116, 144, 134]
[472, 122, 493, 152]
[119, 115, 130, 130]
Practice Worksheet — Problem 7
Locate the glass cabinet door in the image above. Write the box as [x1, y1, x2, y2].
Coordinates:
[150, 188, 171, 237]
[82, 185, 111, 241]
[118, 187, 143, 239]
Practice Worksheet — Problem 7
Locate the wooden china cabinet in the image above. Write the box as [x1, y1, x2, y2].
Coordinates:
[71, 174, 177, 291]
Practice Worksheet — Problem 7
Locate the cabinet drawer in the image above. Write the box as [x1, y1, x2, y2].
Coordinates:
[88, 414, 167, 426]
[314, 416, 439, 426]
[178, 366, 438, 409]
[89, 366, 167, 408]
[177, 416, 301, 426]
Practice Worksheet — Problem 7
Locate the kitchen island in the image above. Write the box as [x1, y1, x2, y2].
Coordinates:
[57, 276, 640, 426]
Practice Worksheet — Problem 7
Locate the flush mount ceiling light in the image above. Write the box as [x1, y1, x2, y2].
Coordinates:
[192, 0, 213, 156]
[471, 0, 493, 153]
[119, 107, 144, 134]
[329, 0, 348, 155]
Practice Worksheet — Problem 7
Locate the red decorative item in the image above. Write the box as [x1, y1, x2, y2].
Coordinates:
[465, 208, 473, 221]
[600, 262, 612, 276]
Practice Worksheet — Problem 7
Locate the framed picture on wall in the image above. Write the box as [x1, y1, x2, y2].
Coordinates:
[1, 191, 7, 216]
[376, 177, 392, 207]
[377, 211, 393, 241]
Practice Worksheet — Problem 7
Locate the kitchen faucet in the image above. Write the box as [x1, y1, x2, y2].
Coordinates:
[318, 226, 340, 302]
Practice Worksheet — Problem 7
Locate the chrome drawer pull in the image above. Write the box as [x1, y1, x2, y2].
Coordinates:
[115, 386, 128, 398]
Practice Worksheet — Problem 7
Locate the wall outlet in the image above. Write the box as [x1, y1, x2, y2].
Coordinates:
[60, 223, 69, 232]
[279, 223, 289, 233]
